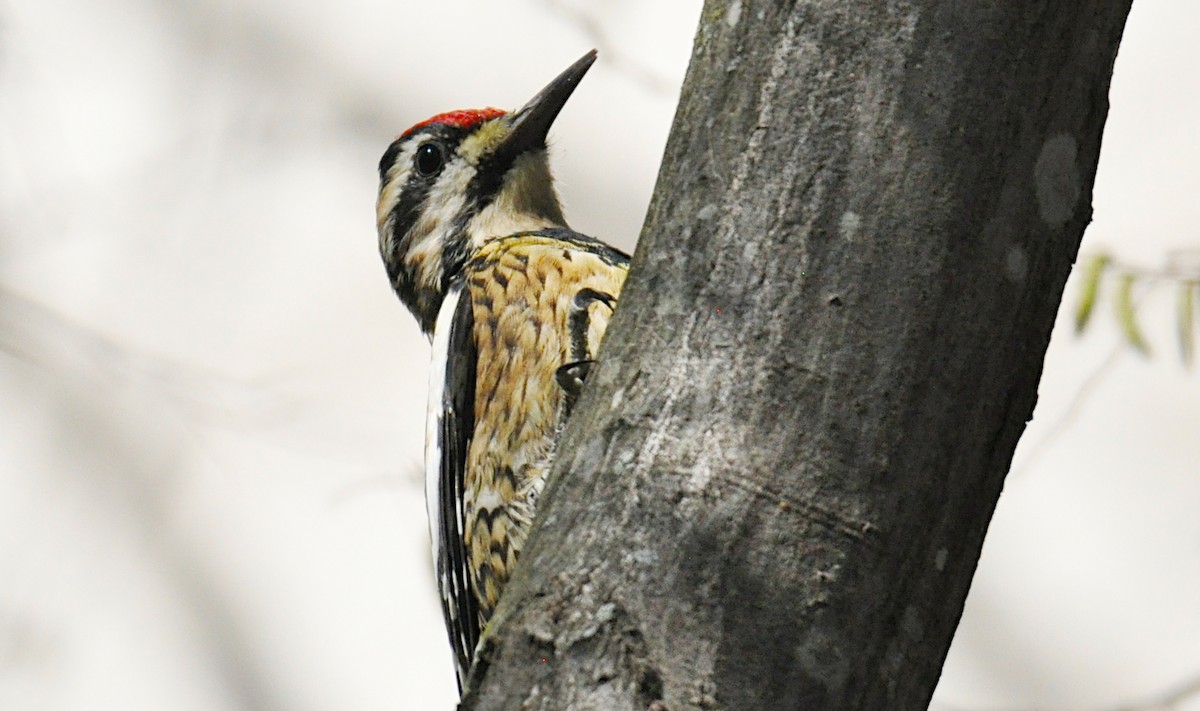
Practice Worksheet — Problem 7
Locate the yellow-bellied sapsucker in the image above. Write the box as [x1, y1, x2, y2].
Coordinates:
[374, 50, 629, 691]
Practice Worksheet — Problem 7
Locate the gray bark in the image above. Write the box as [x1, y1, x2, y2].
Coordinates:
[460, 1, 1132, 709]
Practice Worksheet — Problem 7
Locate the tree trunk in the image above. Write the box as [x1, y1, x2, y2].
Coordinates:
[460, 1, 1132, 709]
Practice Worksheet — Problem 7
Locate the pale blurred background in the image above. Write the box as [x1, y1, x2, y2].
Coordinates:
[0, 1, 1196, 709]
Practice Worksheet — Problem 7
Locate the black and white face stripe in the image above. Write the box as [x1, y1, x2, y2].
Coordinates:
[376, 121, 540, 334]
[377, 125, 472, 331]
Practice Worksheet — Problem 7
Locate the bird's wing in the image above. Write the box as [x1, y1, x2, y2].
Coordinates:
[425, 277, 480, 691]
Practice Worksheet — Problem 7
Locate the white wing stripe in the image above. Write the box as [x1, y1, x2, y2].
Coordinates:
[425, 283, 463, 583]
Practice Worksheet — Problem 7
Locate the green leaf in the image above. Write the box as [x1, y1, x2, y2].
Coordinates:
[1115, 273, 1150, 355]
[1180, 281, 1197, 366]
[1075, 253, 1111, 333]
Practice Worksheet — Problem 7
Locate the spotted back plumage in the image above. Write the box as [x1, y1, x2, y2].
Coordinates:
[426, 231, 627, 689]
[462, 231, 627, 621]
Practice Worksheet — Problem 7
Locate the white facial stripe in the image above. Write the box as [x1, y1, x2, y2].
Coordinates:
[405, 156, 476, 292]
[377, 137, 479, 294]
[376, 141, 418, 263]
[376, 140, 420, 232]
[377, 130, 568, 299]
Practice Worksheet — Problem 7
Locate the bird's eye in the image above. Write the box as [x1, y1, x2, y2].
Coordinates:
[416, 142, 445, 177]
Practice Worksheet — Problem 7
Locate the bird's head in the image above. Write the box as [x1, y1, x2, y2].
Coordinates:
[376, 50, 597, 333]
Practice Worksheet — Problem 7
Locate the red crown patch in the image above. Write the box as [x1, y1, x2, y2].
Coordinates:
[401, 107, 507, 138]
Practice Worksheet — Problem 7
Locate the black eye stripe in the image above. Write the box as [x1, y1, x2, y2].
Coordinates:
[378, 142, 403, 181]
[378, 123, 466, 182]
[377, 121, 504, 294]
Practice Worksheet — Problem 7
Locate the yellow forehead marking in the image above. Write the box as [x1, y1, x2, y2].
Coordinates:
[458, 118, 511, 162]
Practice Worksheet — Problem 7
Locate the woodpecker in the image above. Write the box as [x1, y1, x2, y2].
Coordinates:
[375, 50, 629, 691]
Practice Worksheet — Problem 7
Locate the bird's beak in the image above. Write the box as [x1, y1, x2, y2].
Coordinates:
[497, 50, 597, 160]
